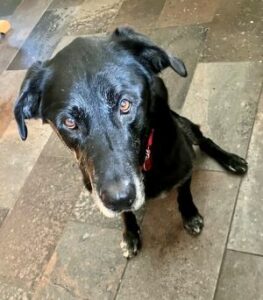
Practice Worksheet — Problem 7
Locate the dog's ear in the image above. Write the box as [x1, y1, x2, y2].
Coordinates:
[112, 26, 187, 77]
[14, 61, 47, 140]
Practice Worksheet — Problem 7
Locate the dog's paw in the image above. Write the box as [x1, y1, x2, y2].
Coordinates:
[223, 154, 248, 175]
[120, 230, 142, 259]
[183, 214, 204, 236]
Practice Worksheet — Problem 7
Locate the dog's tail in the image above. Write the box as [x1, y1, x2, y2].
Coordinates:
[170, 110, 248, 175]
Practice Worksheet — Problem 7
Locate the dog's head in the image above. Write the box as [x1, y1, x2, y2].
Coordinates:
[14, 27, 187, 217]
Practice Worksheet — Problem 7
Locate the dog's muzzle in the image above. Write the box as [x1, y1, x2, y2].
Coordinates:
[100, 179, 136, 212]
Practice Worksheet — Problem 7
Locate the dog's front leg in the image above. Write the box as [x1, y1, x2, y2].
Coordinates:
[120, 212, 142, 258]
[177, 177, 204, 235]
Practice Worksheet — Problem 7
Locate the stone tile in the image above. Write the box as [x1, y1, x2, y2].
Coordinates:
[8, 7, 75, 70]
[202, 0, 263, 62]
[0, 208, 9, 226]
[0, 155, 83, 288]
[116, 171, 240, 300]
[228, 93, 263, 255]
[0, 0, 52, 73]
[0, 70, 26, 137]
[42, 132, 73, 159]
[148, 26, 206, 110]
[182, 62, 263, 171]
[51, 33, 106, 58]
[110, 0, 165, 30]
[0, 0, 22, 18]
[215, 250, 263, 300]
[71, 187, 145, 229]
[0, 120, 52, 208]
[158, 0, 220, 27]
[42, 222, 126, 299]
[66, 0, 123, 35]
[0, 281, 29, 300]
[49, 0, 84, 9]
[33, 282, 76, 299]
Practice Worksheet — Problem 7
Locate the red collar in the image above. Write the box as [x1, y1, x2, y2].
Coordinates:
[142, 129, 154, 172]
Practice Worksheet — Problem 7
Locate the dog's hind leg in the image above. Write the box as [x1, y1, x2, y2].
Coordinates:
[171, 110, 248, 175]
[120, 212, 141, 258]
[177, 177, 204, 235]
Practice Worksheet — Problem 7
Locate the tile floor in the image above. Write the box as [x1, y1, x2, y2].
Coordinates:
[0, 0, 262, 299]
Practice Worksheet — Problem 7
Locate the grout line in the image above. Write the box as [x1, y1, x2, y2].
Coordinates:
[212, 82, 263, 300]
[227, 248, 263, 259]
[113, 260, 129, 300]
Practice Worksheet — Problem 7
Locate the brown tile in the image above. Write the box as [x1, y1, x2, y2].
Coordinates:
[0, 0, 52, 72]
[110, 0, 165, 30]
[116, 171, 240, 300]
[0, 70, 26, 137]
[0, 155, 82, 288]
[202, 0, 263, 62]
[42, 132, 73, 159]
[215, 250, 263, 300]
[0, 281, 29, 300]
[158, 0, 220, 27]
[8, 7, 75, 70]
[0, 120, 52, 208]
[148, 26, 206, 110]
[228, 93, 263, 255]
[0, 208, 9, 227]
[66, 0, 123, 35]
[182, 62, 263, 172]
[40, 222, 126, 299]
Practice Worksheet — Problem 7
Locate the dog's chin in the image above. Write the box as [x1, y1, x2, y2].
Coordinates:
[91, 174, 145, 218]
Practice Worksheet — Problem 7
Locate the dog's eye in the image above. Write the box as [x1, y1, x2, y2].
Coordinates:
[120, 99, 131, 114]
[64, 118, 77, 129]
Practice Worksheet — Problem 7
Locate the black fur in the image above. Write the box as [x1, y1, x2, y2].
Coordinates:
[14, 27, 248, 258]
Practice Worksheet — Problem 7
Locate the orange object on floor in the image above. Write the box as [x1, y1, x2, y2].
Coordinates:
[0, 20, 11, 34]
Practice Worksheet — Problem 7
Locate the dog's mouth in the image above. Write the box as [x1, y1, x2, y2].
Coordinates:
[90, 173, 145, 218]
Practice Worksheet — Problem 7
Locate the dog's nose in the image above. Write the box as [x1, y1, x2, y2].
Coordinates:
[100, 180, 135, 211]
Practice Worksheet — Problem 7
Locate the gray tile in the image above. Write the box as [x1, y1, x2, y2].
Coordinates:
[0, 70, 26, 137]
[49, 0, 84, 9]
[0, 281, 29, 300]
[46, 222, 126, 299]
[33, 282, 76, 299]
[116, 171, 240, 300]
[228, 93, 263, 255]
[148, 26, 206, 110]
[66, 0, 123, 35]
[182, 62, 263, 172]
[0, 120, 52, 208]
[0, 0, 52, 73]
[8, 7, 75, 70]
[71, 187, 145, 229]
[0, 155, 83, 287]
[202, 0, 263, 62]
[51, 33, 106, 58]
[215, 250, 263, 300]
[0, 208, 9, 227]
[0, 0, 22, 18]
[158, 0, 220, 27]
[51, 35, 76, 56]
[110, 0, 165, 30]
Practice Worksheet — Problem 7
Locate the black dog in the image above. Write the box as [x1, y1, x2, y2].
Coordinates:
[14, 27, 248, 258]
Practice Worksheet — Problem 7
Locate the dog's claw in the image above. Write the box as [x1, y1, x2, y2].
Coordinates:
[120, 230, 142, 259]
[223, 154, 248, 175]
[184, 214, 204, 236]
